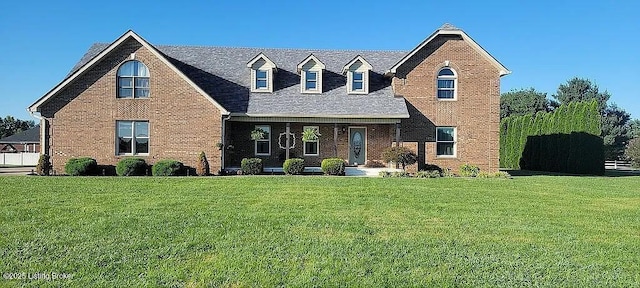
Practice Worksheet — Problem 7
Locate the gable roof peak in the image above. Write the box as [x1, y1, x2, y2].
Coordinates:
[247, 52, 277, 70]
[439, 23, 459, 31]
[296, 54, 326, 73]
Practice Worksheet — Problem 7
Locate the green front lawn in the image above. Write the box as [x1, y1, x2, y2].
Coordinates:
[1, 176, 639, 287]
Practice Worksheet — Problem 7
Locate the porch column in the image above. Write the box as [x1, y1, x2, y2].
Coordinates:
[333, 123, 338, 157]
[395, 123, 401, 146]
[285, 122, 291, 160]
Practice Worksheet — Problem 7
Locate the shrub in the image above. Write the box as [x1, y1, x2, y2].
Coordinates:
[423, 164, 443, 173]
[379, 171, 392, 177]
[364, 160, 386, 168]
[65, 157, 97, 176]
[391, 171, 411, 177]
[283, 158, 304, 175]
[116, 158, 147, 176]
[626, 138, 640, 168]
[152, 160, 184, 176]
[321, 158, 346, 176]
[459, 163, 480, 177]
[241, 158, 262, 175]
[416, 170, 441, 178]
[196, 151, 210, 176]
[441, 168, 456, 178]
[382, 146, 418, 170]
[36, 154, 52, 176]
[477, 171, 512, 179]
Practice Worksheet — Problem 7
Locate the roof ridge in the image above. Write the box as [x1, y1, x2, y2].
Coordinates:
[151, 43, 408, 53]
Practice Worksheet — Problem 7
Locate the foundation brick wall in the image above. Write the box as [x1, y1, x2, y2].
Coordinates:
[39, 38, 223, 173]
[393, 34, 501, 172]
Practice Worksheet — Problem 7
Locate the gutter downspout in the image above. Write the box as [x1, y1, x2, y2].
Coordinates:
[221, 114, 231, 172]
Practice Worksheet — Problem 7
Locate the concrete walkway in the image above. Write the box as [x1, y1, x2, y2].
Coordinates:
[0, 167, 36, 176]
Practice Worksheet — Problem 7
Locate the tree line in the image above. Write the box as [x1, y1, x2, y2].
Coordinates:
[501, 77, 639, 161]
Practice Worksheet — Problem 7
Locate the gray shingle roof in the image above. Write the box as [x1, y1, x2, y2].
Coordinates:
[71, 43, 410, 118]
[0, 125, 40, 143]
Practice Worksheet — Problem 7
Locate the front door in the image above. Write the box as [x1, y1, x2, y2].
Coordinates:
[349, 127, 366, 165]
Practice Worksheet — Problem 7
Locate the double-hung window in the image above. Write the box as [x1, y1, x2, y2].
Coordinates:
[305, 71, 318, 91]
[254, 125, 271, 155]
[117, 61, 150, 98]
[352, 72, 364, 91]
[117, 121, 149, 155]
[256, 70, 268, 89]
[436, 127, 456, 157]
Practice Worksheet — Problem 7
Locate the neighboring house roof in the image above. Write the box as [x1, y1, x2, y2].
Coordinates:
[0, 125, 40, 144]
[28, 30, 230, 115]
[388, 23, 511, 76]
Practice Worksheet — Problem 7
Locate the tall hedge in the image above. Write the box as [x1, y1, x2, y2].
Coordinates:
[500, 100, 603, 175]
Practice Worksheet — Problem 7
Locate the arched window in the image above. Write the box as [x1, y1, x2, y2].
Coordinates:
[437, 67, 456, 99]
[117, 61, 150, 98]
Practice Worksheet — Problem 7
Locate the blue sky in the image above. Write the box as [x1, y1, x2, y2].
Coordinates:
[1, 0, 638, 121]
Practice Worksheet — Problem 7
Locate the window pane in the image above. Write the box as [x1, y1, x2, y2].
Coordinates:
[136, 62, 149, 77]
[306, 80, 317, 90]
[118, 62, 134, 76]
[257, 79, 267, 88]
[437, 128, 454, 142]
[119, 88, 133, 98]
[134, 122, 149, 137]
[257, 126, 270, 139]
[135, 88, 150, 98]
[353, 80, 363, 90]
[256, 141, 269, 154]
[305, 141, 318, 155]
[136, 138, 149, 154]
[438, 68, 454, 76]
[119, 77, 133, 87]
[353, 72, 363, 81]
[119, 137, 132, 154]
[118, 122, 133, 137]
[437, 79, 454, 89]
[135, 78, 149, 88]
[437, 143, 454, 156]
[437, 90, 454, 99]
[256, 70, 267, 79]
[306, 71, 317, 80]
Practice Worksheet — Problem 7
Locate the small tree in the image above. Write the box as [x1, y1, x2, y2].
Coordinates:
[626, 138, 640, 168]
[382, 146, 418, 170]
[196, 151, 210, 176]
[36, 154, 52, 176]
[250, 128, 266, 141]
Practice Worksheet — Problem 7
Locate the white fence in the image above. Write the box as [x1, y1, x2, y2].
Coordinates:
[0, 153, 40, 166]
[605, 160, 634, 170]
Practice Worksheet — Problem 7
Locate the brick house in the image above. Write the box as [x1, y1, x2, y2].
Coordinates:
[28, 23, 509, 174]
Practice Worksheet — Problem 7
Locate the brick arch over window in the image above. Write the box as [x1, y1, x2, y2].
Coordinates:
[436, 66, 457, 100]
[117, 60, 150, 98]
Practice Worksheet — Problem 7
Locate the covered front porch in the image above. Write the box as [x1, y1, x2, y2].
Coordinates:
[222, 116, 403, 169]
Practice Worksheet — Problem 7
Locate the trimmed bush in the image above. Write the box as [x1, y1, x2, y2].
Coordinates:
[459, 163, 480, 177]
[196, 151, 210, 176]
[416, 170, 441, 178]
[116, 158, 147, 176]
[36, 154, 52, 176]
[321, 158, 345, 176]
[152, 160, 184, 176]
[382, 146, 418, 170]
[65, 157, 97, 176]
[283, 158, 304, 175]
[241, 158, 262, 175]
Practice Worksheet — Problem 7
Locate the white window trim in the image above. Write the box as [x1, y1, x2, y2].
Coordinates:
[116, 120, 150, 156]
[117, 60, 150, 99]
[436, 127, 456, 158]
[254, 125, 271, 156]
[303, 126, 320, 156]
[436, 67, 457, 101]
[301, 69, 322, 94]
[252, 68, 273, 93]
[347, 70, 369, 94]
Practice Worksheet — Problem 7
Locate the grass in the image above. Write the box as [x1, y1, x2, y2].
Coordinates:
[1, 176, 639, 287]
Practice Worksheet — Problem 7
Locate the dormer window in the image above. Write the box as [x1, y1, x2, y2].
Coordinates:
[342, 55, 372, 94]
[297, 55, 325, 94]
[247, 53, 277, 93]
